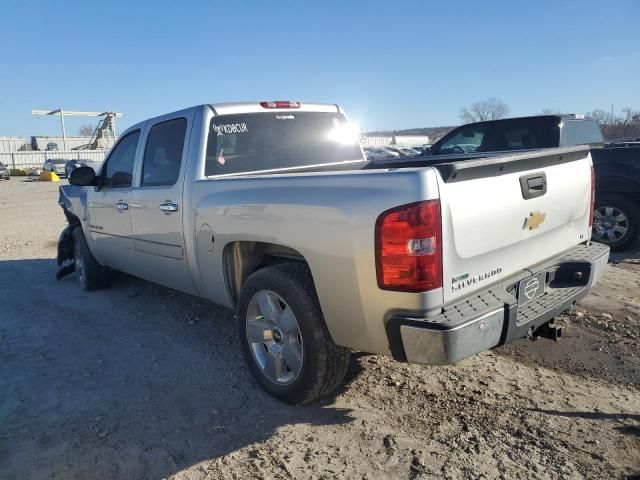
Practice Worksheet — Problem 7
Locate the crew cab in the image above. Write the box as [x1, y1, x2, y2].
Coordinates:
[58, 102, 609, 404]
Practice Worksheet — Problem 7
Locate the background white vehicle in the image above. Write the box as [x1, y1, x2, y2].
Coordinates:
[58, 101, 608, 404]
[43, 159, 67, 177]
[364, 147, 401, 160]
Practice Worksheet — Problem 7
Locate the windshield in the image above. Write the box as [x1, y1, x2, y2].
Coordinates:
[52, 159, 66, 165]
[205, 112, 363, 176]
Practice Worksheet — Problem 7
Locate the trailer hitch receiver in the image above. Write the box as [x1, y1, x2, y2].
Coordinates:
[530, 321, 562, 342]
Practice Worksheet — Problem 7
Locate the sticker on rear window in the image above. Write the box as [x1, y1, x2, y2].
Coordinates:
[212, 123, 248, 136]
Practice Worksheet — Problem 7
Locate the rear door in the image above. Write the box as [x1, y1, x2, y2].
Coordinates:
[86, 129, 141, 271]
[130, 114, 197, 295]
[436, 147, 593, 303]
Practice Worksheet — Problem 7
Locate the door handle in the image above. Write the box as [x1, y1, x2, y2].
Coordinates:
[159, 202, 179, 212]
[519, 172, 547, 200]
[115, 201, 129, 211]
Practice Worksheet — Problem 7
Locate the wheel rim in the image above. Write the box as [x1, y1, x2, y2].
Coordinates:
[73, 240, 87, 286]
[245, 290, 303, 385]
[592, 205, 630, 244]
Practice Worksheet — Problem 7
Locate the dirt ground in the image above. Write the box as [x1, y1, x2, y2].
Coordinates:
[1, 178, 638, 480]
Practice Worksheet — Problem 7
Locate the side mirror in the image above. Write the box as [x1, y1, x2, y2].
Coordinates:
[69, 166, 96, 186]
[422, 147, 432, 155]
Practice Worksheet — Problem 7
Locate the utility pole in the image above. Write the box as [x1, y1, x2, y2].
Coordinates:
[31, 109, 124, 150]
[59, 109, 67, 150]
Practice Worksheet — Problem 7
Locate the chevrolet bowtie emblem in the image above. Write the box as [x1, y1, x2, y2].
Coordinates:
[524, 211, 546, 230]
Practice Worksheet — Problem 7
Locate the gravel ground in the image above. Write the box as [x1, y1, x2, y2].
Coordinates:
[0, 178, 639, 480]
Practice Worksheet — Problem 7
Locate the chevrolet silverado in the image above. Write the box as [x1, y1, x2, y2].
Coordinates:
[57, 101, 609, 404]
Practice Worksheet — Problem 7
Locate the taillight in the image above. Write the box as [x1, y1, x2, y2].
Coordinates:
[260, 100, 300, 109]
[589, 163, 595, 227]
[375, 200, 442, 292]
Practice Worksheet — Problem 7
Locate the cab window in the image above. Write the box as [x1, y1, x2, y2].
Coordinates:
[101, 130, 140, 188]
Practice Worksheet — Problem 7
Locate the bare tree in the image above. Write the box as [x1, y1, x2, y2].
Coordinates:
[586, 109, 612, 127]
[459, 97, 510, 124]
[78, 124, 95, 136]
[586, 107, 640, 140]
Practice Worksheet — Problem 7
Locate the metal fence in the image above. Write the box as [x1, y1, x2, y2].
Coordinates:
[0, 150, 108, 170]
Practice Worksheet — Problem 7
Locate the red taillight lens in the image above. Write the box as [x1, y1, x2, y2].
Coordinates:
[260, 100, 301, 109]
[589, 163, 595, 227]
[375, 200, 442, 292]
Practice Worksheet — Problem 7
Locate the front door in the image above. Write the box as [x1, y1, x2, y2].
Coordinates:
[86, 129, 141, 272]
[130, 115, 196, 295]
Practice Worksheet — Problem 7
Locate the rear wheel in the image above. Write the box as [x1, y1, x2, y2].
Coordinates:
[592, 194, 639, 251]
[72, 227, 110, 290]
[237, 263, 350, 405]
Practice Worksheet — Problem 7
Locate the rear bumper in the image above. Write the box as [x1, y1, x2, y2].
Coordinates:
[389, 242, 609, 365]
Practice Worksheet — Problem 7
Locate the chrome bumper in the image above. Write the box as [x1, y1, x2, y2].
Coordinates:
[394, 242, 610, 365]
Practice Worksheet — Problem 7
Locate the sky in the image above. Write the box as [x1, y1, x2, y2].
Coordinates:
[0, 0, 638, 137]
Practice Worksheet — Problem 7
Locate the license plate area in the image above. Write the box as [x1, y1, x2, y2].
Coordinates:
[517, 270, 546, 306]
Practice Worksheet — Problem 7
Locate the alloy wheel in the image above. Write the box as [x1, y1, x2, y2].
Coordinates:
[592, 206, 629, 244]
[245, 290, 303, 385]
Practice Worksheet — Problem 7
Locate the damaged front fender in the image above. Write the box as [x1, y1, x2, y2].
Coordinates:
[56, 224, 77, 280]
[57, 184, 87, 281]
[57, 224, 76, 267]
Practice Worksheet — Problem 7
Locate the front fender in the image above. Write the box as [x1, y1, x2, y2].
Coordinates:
[58, 184, 89, 223]
[57, 185, 88, 280]
[57, 224, 76, 267]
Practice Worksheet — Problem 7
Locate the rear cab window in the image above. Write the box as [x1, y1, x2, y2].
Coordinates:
[205, 112, 363, 176]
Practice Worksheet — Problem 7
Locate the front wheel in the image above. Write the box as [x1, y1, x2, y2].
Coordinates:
[72, 227, 110, 290]
[592, 194, 639, 251]
[237, 263, 350, 405]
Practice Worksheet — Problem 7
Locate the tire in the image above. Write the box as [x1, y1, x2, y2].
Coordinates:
[592, 194, 640, 251]
[237, 263, 350, 405]
[72, 227, 110, 290]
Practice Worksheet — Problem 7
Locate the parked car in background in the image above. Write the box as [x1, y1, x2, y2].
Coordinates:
[423, 114, 603, 156]
[43, 159, 68, 177]
[58, 101, 608, 404]
[65, 159, 98, 178]
[0, 161, 10, 180]
[591, 146, 640, 250]
[364, 147, 400, 161]
[386, 146, 411, 157]
[401, 147, 423, 156]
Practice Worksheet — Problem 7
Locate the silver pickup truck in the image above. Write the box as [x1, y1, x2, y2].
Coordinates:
[58, 101, 609, 404]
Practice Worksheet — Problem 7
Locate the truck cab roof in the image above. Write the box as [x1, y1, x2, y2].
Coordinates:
[125, 102, 342, 134]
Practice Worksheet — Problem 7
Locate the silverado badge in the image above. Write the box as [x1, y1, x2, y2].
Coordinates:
[523, 211, 546, 230]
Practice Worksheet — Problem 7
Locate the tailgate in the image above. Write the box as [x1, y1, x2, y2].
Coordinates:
[434, 146, 593, 303]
